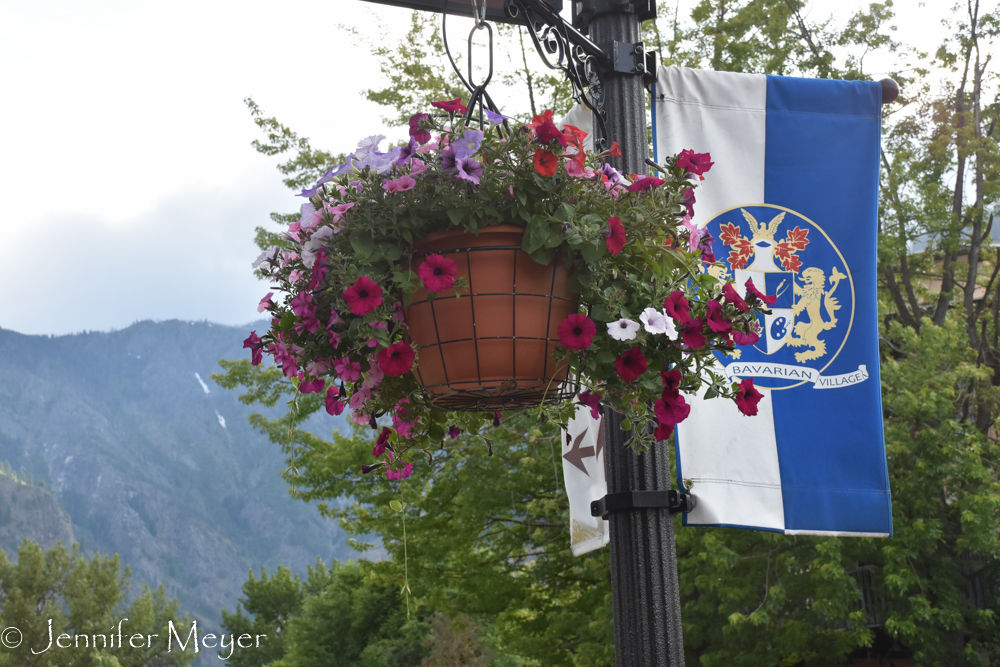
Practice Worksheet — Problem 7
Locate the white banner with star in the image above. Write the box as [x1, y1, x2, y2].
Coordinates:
[562, 403, 609, 556]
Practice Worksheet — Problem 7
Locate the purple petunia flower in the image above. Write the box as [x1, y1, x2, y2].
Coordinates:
[455, 157, 484, 185]
[452, 129, 484, 159]
[394, 137, 420, 167]
[440, 145, 457, 171]
[484, 108, 510, 126]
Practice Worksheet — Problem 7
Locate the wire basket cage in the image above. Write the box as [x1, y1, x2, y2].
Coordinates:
[405, 225, 579, 411]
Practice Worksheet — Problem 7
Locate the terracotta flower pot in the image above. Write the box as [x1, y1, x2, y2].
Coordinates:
[405, 225, 578, 410]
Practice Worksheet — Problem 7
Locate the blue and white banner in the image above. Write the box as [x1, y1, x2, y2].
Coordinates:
[654, 66, 892, 537]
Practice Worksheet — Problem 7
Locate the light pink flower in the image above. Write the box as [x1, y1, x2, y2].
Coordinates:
[383, 175, 417, 193]
[257, 292, 274, 313]
[334, 357, 361, 382]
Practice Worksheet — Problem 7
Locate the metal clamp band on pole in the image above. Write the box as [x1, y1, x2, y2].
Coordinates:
[591, 490, 696, 519]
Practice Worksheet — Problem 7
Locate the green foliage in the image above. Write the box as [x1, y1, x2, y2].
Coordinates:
[0, 539, 194, 667]
[221, 560, 428, 667]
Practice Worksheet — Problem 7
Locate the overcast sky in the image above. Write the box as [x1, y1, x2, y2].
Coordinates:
[0, 0, 953, 336]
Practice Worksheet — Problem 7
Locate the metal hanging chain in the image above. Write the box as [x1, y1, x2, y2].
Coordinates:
[440, 0, 509, 133]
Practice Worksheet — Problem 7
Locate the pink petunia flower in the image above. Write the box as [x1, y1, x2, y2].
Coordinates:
[626, 177, 665, 192]
[721, 283, 749, 312]
[676, 149, 714, 179]
[383, 175, 417, 193]
[418, 254, 458, 292]
[333, 357, 362, 383]
[325, 386, 346, 416]
[705, 301, 732, 334]
[745, 278, 777, 306]
[257, 292, 274, 313]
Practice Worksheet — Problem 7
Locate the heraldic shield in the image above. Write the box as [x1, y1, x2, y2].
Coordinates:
[705, 204, 853, 390]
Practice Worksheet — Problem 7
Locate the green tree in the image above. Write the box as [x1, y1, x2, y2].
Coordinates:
[220, 559, 428, 667]
[0, 539, 194, 667]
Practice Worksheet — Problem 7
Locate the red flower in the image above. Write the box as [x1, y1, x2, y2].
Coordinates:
[744, 278, 777, 306]
[654, 391, 690, 425]
[681, 317, 707, 349]
[535, 117, 568, 146]
[325, 386, 346, 416]
[431, 98, 468, 114]
[533, 148, 558, 177]
[615, 347, 648, 382]
[721, 283, 748, 312]
[562, 124, 588, 150]
[343, 276, 384, 315]
[578, 390, 603, 419]
[528, 109, 555, 129]
[558, 313, 596, 349]
[626, 177, 665, 192]
[664, 291, 692, 325]
[653, 422, 675, 441]
[705, 300, 732, 333]
[418, 254, 458, 292]
[600, 141, 622, 158]
[377, 341, 416, 377]
[373, 426, 392, 457]
[605, 217, 626, 255]
[660, 369, 682, 392]
[735, 378, 764, 416]
[676, 149, 714, 178]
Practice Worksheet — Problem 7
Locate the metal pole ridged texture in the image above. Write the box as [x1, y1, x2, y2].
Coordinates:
[589, 11, 649, 176]
[603, 412, 685, 667]
[591, 8, 686, 666]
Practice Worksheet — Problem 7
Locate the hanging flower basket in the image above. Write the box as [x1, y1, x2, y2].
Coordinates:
[406, 225, 577, 410]
[244, 99, 773, 479]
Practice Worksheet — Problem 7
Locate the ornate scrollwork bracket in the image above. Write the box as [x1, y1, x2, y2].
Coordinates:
[507, 0, 612, 150]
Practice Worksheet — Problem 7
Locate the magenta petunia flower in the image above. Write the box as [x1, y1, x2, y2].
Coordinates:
[705, 300, 732, 334]
[431, 98, 468, 114]
[298, 377, 325, 394]
[653, 422, 675, 441]
[744, 278, 778, 306]
[343, 276, 383, 315]
[735, 378, 764, 416]
[409, 113, 431, 145]
[243, 331, 263, 366]
[626, 177, 665, 192]
[721, 283, 749, 312]
[680, 317, 707, 349]
[683, 188, 696, 218]
[664, 291, 692, 325]
[605, 216, 626, 255]
[289, 292, 314, 319]
[333, 357, 361, 383]
[373, 426, 392, 457]
[456, 157, 484, 185]
[535, 118, 568, 147]
[676, 149, 714, 178]
[732, 328, 761, 346]
[325, 386, 346, 416]
[660, 369, 682, 392]
[578, 390, 603, 419]
[614, 347, 648, 382]
[655, 391, 691, 425]
[698, 229, 716, 263]
[448, 425, 462, 439]
[418, 254, 458, 292]
[558, 314, 596, 349]
[386, 461, 414, 480]
[377, 341, 416, 377]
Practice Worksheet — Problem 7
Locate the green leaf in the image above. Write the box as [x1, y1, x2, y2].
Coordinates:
[704, 387, 719, 400]
[596, 350, 616, 364]
[389, 500, 403, 512]
[591, 304, 612, 322]
[379, 243, 402, 261]
[523, 216, 549, 254]
[581, 242, 601, 264]
[529, 247, 555, 265]
[446, 208, 464, 227]
[350, 231, 375, 258]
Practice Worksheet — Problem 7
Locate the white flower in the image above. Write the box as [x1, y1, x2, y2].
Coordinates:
[252, 246, 280, 272]
[607, 318, 640, 341]
[641, 308, 678, 340]
[301, 226, 334, 269]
